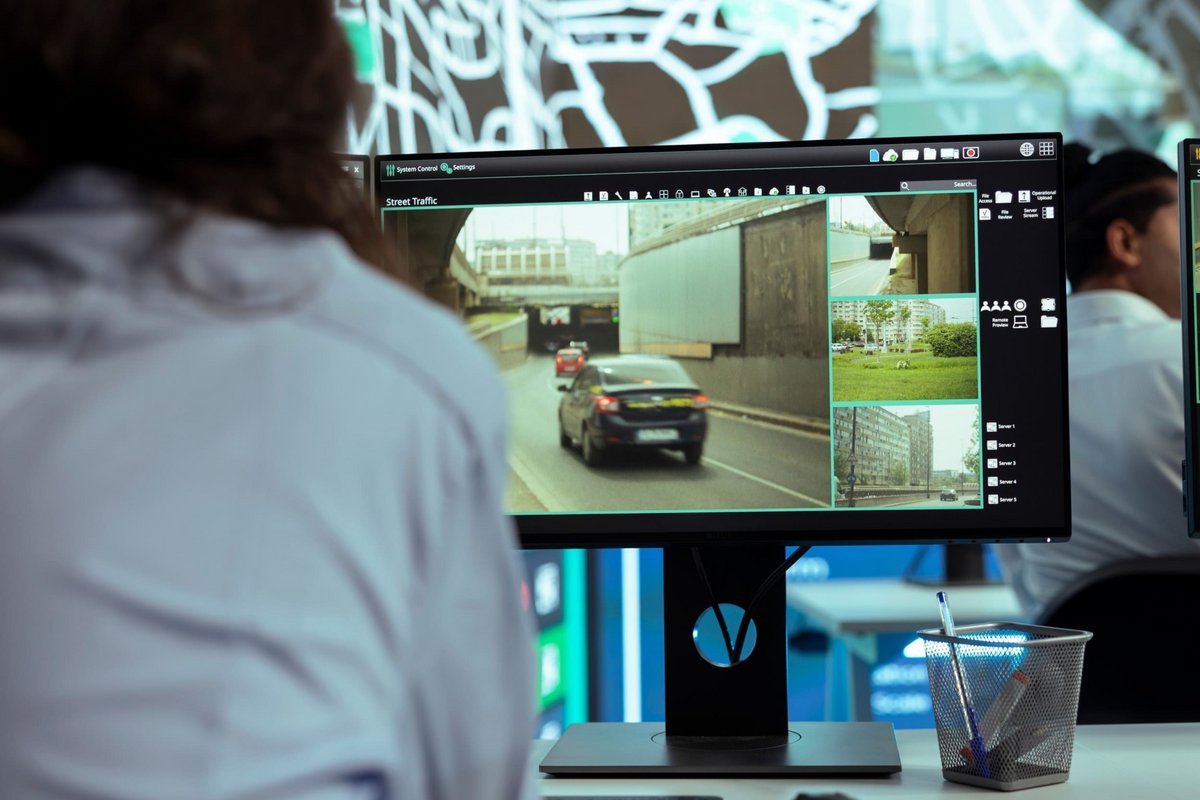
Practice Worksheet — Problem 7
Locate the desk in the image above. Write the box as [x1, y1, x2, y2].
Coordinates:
[537, 723, 1200, 798]
[786, 580, 1022, 721]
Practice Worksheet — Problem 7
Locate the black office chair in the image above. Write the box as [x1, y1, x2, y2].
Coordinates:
[1036, 555, 1200, 724]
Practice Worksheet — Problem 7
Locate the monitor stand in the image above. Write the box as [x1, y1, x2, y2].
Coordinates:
[539, 545, 901, 777]
[905, 543, 998, 587]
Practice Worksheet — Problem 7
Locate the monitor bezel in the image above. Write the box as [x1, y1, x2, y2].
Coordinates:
[375, 132, 1072, 549]
[1178, 139, 1200, 538]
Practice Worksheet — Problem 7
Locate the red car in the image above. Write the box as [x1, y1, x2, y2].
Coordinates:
[555, 347, 585, 377]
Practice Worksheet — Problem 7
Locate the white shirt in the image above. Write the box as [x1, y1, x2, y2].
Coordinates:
[0, 170, 537, 800]
[998, 290, 1200, 619]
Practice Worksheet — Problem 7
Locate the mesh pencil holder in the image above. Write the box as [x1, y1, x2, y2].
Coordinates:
[917, 622, 1093, 792]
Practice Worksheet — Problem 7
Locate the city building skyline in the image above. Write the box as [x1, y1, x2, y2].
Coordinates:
[831, 298, 959, 343]
[834, 404, 979, 488]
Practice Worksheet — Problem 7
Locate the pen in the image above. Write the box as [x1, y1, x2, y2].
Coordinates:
[979, 668, 1030, 749]
[936, 590, 990, 778]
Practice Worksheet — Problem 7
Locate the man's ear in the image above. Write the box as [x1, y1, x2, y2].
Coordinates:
[1104, 218, 1142, 271]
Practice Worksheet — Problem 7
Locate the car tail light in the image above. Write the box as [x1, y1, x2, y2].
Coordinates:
[594, 395, 621, 414]
[555, 356, 563, 365]
[692, 393, 710, 409]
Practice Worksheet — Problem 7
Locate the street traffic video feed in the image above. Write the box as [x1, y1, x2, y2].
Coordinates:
[429, 196, 836, 513]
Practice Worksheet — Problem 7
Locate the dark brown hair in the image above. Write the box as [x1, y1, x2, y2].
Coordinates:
[0, 0, 388, 271]
[1062, 142, 1176, 286]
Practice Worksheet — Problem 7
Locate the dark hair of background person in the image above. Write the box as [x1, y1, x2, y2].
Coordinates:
[0, 1, 393, 275]
[1062, 142, 1177, 287]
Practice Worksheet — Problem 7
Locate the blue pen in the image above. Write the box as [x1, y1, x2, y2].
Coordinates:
[937, 591, 990, 778]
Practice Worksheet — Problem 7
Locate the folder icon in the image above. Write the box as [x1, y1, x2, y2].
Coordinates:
[1041, 315, 1058, 328]
[995, 191, 1012, 203]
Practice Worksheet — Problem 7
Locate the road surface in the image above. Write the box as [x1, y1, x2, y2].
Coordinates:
[830, 256, 891, 296]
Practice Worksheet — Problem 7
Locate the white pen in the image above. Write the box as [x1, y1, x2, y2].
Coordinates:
[936, 590, 990, 776]
[936, 590, 969, 725]
[979, 669, 1031, 749]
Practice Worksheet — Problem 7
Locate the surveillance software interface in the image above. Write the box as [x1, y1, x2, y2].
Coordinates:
[375, 136, 1067, 535]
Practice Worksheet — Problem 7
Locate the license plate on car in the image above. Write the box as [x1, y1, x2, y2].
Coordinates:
[636, 428, 679, 442]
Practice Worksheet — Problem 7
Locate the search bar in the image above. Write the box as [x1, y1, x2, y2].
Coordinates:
[899, 179, 977, 191]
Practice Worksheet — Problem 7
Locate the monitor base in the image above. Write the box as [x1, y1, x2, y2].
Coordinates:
[539, 721, 901, 776]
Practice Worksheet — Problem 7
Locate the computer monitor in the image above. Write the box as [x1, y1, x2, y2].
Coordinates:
[336, 153, 370, 199]
[1178, 140, 1200, 538]
[374, 134, 1069, 775]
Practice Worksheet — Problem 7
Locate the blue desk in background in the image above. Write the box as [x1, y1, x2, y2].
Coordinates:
[786, 579, 1023, 721]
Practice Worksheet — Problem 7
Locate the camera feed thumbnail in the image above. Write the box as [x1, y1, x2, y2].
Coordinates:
[833, 404, 982, 509]
[395, 196, 835, 514]
[830, 298, 979, 402]
[828, 193, 975, 296]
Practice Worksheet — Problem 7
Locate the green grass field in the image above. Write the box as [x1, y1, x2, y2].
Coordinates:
[832, 350, 978, 402]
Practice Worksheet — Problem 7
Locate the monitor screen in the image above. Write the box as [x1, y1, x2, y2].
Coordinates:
[374, 134, 1069, 549]
[1179, 140, 1200, 537]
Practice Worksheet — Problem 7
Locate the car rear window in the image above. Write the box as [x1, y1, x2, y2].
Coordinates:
[558, 349, 582, 357]
[599, 361, 693, 386]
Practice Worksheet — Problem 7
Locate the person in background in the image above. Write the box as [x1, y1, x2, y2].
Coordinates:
[0, 3, 536, 799]
[998, 143, 1200, 620]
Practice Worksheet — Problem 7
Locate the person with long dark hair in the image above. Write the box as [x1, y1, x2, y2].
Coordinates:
[998, 143, 1200, 619]
[0, 4, 536, 798]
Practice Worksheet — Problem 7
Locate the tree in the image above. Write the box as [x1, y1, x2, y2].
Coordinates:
[863, 300, 895, 357]
[834, 450, 849, 480]
[963, 408, 980, 476]
[925, 322, 977, 357]
[832, 319, 861, 345]
[918, 316, 931, 342]
[895, 302, 913, 353]
[889, 457, 909, 486]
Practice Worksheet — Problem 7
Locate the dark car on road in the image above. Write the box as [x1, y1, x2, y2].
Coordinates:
[558, 356, 709, 466]
[554, 347, 586, 377]
[940, 487, 958, 501]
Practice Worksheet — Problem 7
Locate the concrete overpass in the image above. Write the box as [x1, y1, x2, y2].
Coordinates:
[384, 207, 614, 313]
[479, 285, 619, 307]
[382, 208, 482, 310]
[867, 194, 975, 294]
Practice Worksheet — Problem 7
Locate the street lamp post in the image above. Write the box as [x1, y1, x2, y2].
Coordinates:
[925, 435, 931, 499]
[848, 407, 858, 508]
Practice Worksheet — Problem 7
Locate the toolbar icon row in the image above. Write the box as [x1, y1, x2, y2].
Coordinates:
[583, 185, 823, 201]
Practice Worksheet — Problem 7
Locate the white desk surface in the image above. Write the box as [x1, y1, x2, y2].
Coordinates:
[536, 723, 1200, 799]
[786, 579, 1023, 635]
